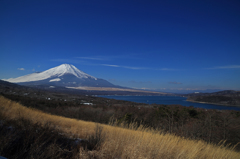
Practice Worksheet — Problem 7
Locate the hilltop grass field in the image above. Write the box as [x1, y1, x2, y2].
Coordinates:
[0, 96, 239, 159]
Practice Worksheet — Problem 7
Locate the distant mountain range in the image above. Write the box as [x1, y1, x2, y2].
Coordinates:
[3, 64, 120, 88]
[187, 90, 240, 106]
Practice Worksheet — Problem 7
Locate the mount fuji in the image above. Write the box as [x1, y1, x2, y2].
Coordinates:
[3, 64, 119, 88]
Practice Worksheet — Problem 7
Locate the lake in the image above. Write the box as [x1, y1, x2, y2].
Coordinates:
[98, 95, 240, 111]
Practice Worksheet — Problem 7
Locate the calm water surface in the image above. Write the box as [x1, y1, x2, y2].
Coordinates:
[99, 95, 240, 111]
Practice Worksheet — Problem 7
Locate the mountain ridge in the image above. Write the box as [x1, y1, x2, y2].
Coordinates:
[3, 64, 119, 88]
[186, 90, 240, 106]
[4, 64, 97, 83]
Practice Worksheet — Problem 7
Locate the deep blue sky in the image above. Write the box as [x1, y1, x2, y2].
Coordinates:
[1, 0, 240, 92]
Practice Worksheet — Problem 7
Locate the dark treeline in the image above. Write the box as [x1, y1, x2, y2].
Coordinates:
[3, 93, 240, 150]
[187, 90, 240, 106]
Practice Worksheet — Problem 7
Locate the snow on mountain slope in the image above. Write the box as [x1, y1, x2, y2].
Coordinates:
[4, 64, 97, 83]
[49, 78, 61, 82]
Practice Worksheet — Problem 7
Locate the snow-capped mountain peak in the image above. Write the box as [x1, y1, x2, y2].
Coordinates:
[43, 64, 97, 80]
[4, 64, 97, 83]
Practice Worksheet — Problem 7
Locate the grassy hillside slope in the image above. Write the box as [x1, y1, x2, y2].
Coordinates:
[0, 96, 239, 159]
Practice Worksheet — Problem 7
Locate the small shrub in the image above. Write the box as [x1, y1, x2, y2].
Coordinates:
[87, 124, 105, 150]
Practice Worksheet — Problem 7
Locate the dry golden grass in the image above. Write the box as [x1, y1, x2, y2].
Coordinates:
[0, 96, 239, 159]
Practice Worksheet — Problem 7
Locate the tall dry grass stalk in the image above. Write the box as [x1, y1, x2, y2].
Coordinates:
[1, 96, 239, 159]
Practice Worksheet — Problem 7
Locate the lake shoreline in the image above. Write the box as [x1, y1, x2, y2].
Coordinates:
[186, 99, 240, 107]
[99, 95, 240, 111]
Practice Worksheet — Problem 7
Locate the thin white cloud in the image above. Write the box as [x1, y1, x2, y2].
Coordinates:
[51, 58, 176, 71]
[17, 68, 25, 71]
[102, 64, 176, 70]
[206, 65, 240, 69]
[102, 64, 120, 67]
[101, 64, 147, 70]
